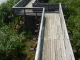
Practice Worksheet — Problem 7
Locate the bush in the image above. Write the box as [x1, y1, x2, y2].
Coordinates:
[0, 25, 32, 60]
[0, 0, 33, 60]
[0, 0, 20, 26]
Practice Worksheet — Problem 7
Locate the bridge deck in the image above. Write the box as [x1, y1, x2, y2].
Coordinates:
[42, 11, 67, 60]
[25, 0, 35, 8]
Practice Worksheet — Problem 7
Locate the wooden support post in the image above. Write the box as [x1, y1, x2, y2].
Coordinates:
[13, 9, 16, 30]
[66, 25, 69, 27]
[30, 43, 37, 51]
[73, 50, 77, 53]
[30, 48, 36, 51]
[33, 38, 38, 41]
[36, 9, 37, 20]
[34, 43, 37, 49]
[24, 8, 26, 28]
[48, 4, 49, 11]
[13, 9, 15, 25]
[18, 16, 19, 23]
[36, 24, 40, 27]
[35, 30, 39, 33]
[65, 19, 67, 22]
[70, 39, 73, 42]
[68, 31, 71, 34]
[14, 16, 16, 30]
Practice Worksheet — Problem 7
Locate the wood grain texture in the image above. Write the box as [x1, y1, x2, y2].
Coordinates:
[42, 11, 67, 60]
[25, 0, 35, 8]
[59, 3, 75, 60]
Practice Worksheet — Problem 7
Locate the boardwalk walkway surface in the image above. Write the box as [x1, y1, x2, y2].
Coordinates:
[42, 11, 67, 60]
[25, 0, 35, 7]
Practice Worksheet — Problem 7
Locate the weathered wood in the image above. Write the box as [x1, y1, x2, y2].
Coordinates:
[36, 24, 40, 26]
[35, 30, 39, 33]
[42, 11, 67, 60]
[32, 3, 65, 11]
[15, 13, 42, 16]
[33, 38, 38, 41]
[12, 7, 43, 16]
[68, 31, 71, 34]
[25, 0, 35, 8]
[59, 3, 75, 60]
[70, 39, 73, 42]
[13, 0, 31, 7]
[66, 25, 69, 27]
[34, 8, 45, 60]
[73, 50, 77, 53]
[30, 48, 36, 51]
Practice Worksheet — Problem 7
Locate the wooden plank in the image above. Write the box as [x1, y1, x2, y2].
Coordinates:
[59, 3, 75, 60]
[13, 0, 31, 7]
[34, 8, 45, 60]
[15, 13, 42, 16]
[42, 11, 67, 60]
[32, 3, 65, 11]
[33, 3, 59, 11]
[25, 0, 35, 8]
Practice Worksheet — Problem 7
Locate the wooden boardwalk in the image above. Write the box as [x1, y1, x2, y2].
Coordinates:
[42, 11, 67, 60]
[25, 0, 35, 8]
[12, 0, 75, 60]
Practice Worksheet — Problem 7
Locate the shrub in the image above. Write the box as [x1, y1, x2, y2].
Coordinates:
[0, 25, 32, 60]
[0, 0, 20, 26]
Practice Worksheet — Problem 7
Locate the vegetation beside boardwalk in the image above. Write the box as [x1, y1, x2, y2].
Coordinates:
[49, 0, 80, 60]
[0, 0, 33, 60]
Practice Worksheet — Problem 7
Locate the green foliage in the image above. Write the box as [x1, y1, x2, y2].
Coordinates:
[49, 0, 80, 60]
[0, 0, 33, 60]
[0, 0, 20, 26]
[0, 25, 32, 60]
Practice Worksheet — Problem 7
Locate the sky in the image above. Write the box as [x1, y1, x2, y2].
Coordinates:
[0, 0, 7, 5]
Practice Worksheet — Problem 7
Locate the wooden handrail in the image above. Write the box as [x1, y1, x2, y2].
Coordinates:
[34, 7, 45, 60]
[12, 0, 31, 8]
[59, 3, 75, 60]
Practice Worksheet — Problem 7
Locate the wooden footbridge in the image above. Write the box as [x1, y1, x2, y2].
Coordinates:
[10, 0, 75, 60]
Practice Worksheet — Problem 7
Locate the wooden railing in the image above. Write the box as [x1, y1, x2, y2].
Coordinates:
[34, 8, 45, 60]
[33, 3, 65, 11]
[13, 0, 31, 7]
[12, 7, 43, 16]
[59, 3, 75, 60]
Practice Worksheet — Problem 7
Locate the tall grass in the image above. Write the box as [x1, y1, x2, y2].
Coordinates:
[49, 0, 80, 60]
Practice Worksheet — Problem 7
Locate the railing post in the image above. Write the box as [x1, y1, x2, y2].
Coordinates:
[36, 9, 37, 19]
[47, 4, 49, 11]
[13, 9, 16, 29]
[18, 16, 19, 23]
[24, 8, 26, 27]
